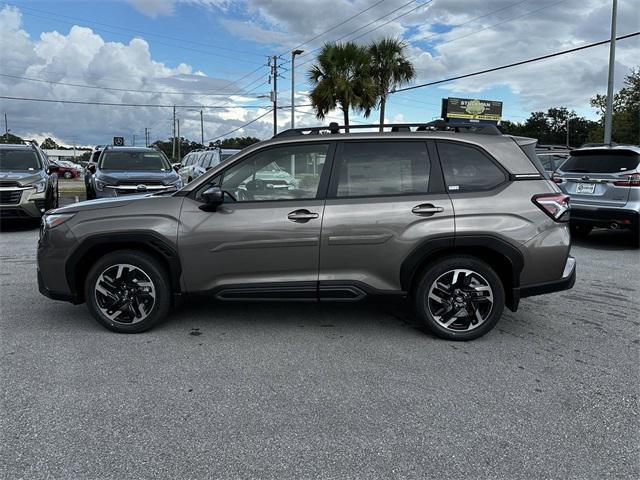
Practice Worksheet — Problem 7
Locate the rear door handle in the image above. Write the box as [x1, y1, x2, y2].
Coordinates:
[287, 209, 319, 223]
[412, 204, 444, 216]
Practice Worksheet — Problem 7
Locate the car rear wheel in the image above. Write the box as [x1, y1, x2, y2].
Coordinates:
[84, 251, 171, 333]
[63, 171, 73, 179]
[570, 223, 593, 238]
[414, 256, 505, 341]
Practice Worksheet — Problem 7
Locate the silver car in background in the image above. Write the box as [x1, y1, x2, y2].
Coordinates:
[179, 148, 241, 184]
[554, 145, 640, 246]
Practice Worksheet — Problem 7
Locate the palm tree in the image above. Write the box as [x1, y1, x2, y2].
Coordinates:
[369, 38, 415, 131]
[308, 42, 376, 132]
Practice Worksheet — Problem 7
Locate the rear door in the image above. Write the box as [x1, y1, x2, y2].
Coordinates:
[318, 140, 454, 295]
[557, 149, 639, 207]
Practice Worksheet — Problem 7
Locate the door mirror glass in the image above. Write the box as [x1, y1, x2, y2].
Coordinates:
[48, 164, 59, 174]
[88, 163, 96, 174]
[172, 163, 182, 172]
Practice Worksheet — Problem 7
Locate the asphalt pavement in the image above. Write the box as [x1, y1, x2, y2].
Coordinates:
[1, 220, 638, 479]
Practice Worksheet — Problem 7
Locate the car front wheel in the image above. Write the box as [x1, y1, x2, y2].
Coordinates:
[84, 251, 171, 333]
[414, 256, 505, 341]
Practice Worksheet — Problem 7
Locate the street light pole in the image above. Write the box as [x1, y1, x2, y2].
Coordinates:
[603, 0, 617, 144]
[566, 117, 571, 148]
[199, 109, 204, 147]
[291, 49, 304, 129]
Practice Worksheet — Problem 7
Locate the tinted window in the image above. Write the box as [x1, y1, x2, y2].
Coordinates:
[437, 141, 506, 192]
[0, 150, 42, 171]
[198, 153, 211, 167]
[334, 142, 429, 197]
[183, 154, 192, 166]
[99, 151, 171, 171]
[220, 143, 328, 202]
[561, 151, 639, 173]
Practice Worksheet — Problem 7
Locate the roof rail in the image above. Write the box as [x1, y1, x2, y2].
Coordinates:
[273, 120, 502, 138]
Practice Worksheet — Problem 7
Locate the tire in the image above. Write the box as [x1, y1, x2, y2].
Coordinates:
[570, 223, 592, 238]
[63, 171, 73, 179]
[632, 226, 640, 249]
[84, 250, 171, 333]
[414, 256, 505, 341]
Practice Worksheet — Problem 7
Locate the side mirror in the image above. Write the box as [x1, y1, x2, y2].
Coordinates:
[48, 164, 59, 174]
[172, 163, 182, 172]
[88, 163, 96, 174]
[200, 186, 224, 211]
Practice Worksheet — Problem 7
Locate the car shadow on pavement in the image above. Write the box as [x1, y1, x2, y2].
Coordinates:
[0, 219, 40, 232]
[572, 228, 639, 251]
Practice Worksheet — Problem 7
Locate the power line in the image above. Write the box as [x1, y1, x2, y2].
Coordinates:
[392, 31, 640, 94]
[0, 96, 272, 109]
[286, 0, 386, 54]
[204, 110, 274, 143]
[12, 4, 265, 58]
[0, 73, 269, 97]
[294, 0, 420, 68]
[350, 0, 434, 42]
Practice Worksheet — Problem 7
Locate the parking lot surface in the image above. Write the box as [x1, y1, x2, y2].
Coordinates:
[1, 221, 638, 479]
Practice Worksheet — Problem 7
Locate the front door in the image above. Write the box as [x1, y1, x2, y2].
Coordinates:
[179, 142, 334, 299]
[319, 140, 455, 296]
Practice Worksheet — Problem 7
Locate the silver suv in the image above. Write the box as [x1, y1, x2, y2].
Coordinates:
[554, 145, 640, 246]
[37, 122, 575, 340]
[0, 142, 59, 219]
[86, 146, 182, 199]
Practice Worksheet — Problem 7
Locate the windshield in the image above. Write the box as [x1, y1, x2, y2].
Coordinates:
[0, 149, 42, 171]
[561, 151, 639, 173]
[99, 151, 171, 171]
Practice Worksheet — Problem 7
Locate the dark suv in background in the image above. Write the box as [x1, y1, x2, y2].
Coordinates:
[86, 146, 182, 199]
[554, 145, 640, 245]
[38, 122, 575, 341]
[0, 142, 59, 219]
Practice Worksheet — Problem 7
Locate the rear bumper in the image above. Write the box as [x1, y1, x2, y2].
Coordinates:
[518, 255, 576, 299]
[571, 206, 639, 230]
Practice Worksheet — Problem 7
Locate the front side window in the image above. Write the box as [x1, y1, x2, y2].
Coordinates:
[220, 143, 329, 202]
[333, 142, 430, 198]
[0, 149, 42, 171]
[437, 141, 506, 192]
[99, 151, 171, 171]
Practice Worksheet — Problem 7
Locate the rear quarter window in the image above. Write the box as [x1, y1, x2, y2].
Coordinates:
[561, 151, 640, 173]
[436, 141, 507, 192]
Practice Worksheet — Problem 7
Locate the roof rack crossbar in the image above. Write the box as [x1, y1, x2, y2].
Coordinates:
[274, 120, 501, 137]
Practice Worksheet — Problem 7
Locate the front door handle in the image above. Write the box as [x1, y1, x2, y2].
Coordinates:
[287, 209, 319, 223]
[412, 204, 444, 216]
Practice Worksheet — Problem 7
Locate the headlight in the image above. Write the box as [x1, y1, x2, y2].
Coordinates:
[95, 178, 107, 191]
[32, 179, 47, 193]
[43, 213, 75, 230]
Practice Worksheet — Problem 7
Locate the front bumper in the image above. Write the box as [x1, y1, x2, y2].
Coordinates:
[519, 255, 576, 299]
[571, 206, 639, 230]
[0, 186, 46, 218]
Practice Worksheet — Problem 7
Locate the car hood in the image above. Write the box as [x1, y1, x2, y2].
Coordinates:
[95, 170, 179, 185]
[0, 170, 45, 185]
[53, 193, 157, 214]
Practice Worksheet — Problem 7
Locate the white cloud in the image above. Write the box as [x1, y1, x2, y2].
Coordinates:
[0, 5, 271, 146]
[128, 0, 176, 18]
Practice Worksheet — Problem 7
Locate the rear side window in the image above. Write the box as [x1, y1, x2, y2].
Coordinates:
[198, 153, 211, 167]
[333, 142, 430, 198]
[561, 151, 639, 173]
[436, 141, 506, 192]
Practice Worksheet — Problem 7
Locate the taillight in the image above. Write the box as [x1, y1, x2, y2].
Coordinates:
[551, 172, 563, 184]
[532, 193, 570, 222]
[613, 172, 640, 187]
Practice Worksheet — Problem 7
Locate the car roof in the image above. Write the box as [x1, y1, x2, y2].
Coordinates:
[572, 145, 640, 155]
[0, 144, 36, 150]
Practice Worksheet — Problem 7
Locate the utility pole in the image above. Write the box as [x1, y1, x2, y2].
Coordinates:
[132, 134, 136, 147]
[172, 105, 176, 159]
[144, 127, 148, 147]
[199, 110, 204, 146]
[566, 117, 571, 148]
[177, 118, 181, 160]
[269, 55, 280, 136]
[4, 113, 7, 138]
[291, 50, 304, 129]
[604, 0, 617, 144]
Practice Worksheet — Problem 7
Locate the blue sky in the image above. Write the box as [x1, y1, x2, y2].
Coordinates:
[1, 0, 638, 145]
